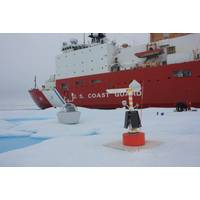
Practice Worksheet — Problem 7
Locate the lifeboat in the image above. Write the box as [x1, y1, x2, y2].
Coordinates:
[135, 48, 162, 58]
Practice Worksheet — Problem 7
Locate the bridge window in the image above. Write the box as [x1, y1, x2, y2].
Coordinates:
[91, 79, 102, 84]
[167, 46, 176, 54]
[173, 70, 192, 78]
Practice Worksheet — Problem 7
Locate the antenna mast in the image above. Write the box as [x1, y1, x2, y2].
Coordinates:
[83, 33, 85, 45]
[34, 75, 37, 88]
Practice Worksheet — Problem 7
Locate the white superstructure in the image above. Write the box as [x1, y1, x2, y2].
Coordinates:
[56, 42, 116, 79]
[157, 33, 200, 64]
[55, 33, 200, 80]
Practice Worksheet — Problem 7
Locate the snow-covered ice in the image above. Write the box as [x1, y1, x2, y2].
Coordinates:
[0, 104, 200, 166]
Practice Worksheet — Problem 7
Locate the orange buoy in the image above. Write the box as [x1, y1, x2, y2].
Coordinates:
[123, 132, 145, 146]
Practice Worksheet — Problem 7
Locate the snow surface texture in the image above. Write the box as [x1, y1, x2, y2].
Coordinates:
[0, 105, 200, 166]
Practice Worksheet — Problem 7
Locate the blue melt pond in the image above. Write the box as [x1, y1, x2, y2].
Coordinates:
[5, 117, 48, 123]
[85, 131, 100, 136]
[0, 136, 47, 154]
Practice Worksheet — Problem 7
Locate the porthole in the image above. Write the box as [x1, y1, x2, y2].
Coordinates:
[61, 83, 69, 90]
[173, 70, 192, 78]
[75, 80, 84, 86]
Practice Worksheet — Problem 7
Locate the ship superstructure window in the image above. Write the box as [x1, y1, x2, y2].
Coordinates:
[163, 33, 169, 39]
[173, 70, 192, 78]
[75, 80, 84, 86]
[91, 79, 102, 84]
[61, 83, 69, 90]
[167, 46, 176, 54]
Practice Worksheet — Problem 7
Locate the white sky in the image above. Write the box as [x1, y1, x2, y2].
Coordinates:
[0, 33, 149, 102]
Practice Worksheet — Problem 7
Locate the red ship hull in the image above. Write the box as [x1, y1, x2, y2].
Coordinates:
[56, 60, 200, 109]
[29, 88, 52, 109]
[29, 60, 200, 109]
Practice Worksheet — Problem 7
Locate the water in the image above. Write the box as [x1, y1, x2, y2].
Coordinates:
[84, 131, 100, 136]
[5, 117, 48, 123]
[0, 136, 47, 153]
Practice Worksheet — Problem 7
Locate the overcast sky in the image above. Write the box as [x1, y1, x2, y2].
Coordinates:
[0, 33, 149, 103]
